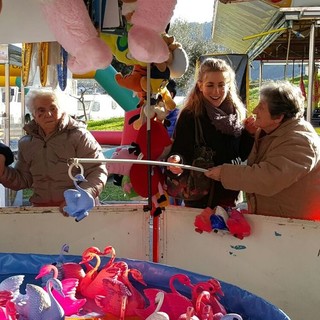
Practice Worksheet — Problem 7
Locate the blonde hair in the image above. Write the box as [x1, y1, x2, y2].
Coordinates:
[184, 58, 246, 120]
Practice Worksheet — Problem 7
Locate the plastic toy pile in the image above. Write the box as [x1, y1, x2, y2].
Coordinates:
[0, 244, 244, 320]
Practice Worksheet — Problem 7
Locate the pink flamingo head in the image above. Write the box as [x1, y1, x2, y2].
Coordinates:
[35, 264, 58, 280]
[80, 252, 101, 270]
[169, 274, 193, 294]
[102, 245, 116, 267]
[193, 281, 226, 317]
[192, 279, 224, 301]
[129, 268, 147, 287]
[82, 246, 103, 257]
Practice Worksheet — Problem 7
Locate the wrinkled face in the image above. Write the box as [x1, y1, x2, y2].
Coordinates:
[33, 95, 62, 135]
[253, 98, 283, 133]
[198, 71, 229, 108]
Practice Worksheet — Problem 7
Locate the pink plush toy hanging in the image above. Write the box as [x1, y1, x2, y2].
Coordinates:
[128, 0, 178, 63]
[40, 0, 113, 74]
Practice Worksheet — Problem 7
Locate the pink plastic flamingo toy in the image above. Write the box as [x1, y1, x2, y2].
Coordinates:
[95, 262, 147, 317]
[95, 276, 131, 319]
[35, 264, 86, 316]
[136, 273, 193, 319]
[195, 291, 213, 320]
[78, 247, 117, 299]
[61, 245, 113, 283]
[202, 305, 214, 320]
[0, 292, 17, 320]
[178, 306, 200, 320]
[192, 279, 226, 317]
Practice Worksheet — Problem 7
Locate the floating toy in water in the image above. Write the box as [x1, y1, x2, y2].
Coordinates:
[95, 277, 131, 320]
[146, 291, 169, 320]
[17, 279, 65, 320]
[192, 279, 226, 317]
[0, 275, 25, 305]
[95, 261, 146, 317]
[59, 245, 112, 284]
[35, 264, 86, 316]
[64, 173, 95, 222]
[39, 243, 70, 286]
[178, 306, 199, 320]
[0, 292, 17, 320]
[195, 291, 212, 319]
[136, 273, 193, 319]
[78, 248, 117, 299]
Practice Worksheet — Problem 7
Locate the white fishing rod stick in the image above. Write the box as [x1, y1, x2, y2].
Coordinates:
[68, 158, 209, 173]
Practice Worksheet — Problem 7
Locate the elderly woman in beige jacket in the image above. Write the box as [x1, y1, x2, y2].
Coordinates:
[205, 81, 320, 220]
[0, 89, 108, 216]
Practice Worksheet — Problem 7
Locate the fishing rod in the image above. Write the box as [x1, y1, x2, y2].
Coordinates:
[67, 157, 208, 180]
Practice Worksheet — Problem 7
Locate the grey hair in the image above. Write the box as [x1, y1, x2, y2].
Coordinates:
[25, 88, 63, 115]
[260, 81, 305, 121]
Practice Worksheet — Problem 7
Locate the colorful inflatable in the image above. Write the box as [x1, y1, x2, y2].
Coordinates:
[90, 130, 123, 146]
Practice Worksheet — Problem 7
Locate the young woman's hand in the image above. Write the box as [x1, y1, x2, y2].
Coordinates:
[167, 155, 183, 175]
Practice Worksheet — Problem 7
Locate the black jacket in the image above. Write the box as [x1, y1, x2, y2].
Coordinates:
[168, 108, 253, 209]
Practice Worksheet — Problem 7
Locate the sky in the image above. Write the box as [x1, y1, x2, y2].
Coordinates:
[172, 0, 215, 23]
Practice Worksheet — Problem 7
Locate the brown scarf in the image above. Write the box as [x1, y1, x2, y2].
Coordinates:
[204, 100, 243, 137]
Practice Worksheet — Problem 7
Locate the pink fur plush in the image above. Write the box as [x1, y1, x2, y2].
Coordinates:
[40, 0, 112, 74]
[106, 146, 138, 176]
[129, 0, 177, 63]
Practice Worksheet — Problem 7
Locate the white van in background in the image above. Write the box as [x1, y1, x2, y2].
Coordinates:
[0, 87, 23, 125]
[75, 94, 125, 121]
[0, 87, 124, 124]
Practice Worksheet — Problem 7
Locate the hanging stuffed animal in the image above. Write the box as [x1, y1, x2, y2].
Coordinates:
[39, 0, 112, 74]
[128, 0, 178, 63]
[130, 121, 172, 216]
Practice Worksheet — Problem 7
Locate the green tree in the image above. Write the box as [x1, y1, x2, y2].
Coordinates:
[169, 19, 228, 95]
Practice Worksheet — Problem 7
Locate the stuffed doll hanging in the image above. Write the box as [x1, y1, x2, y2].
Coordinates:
[39, 0, 113, 74]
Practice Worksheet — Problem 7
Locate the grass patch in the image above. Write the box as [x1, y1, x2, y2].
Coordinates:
[99, 179, 131, 202]
[87, 117, 124, 131]
[23, 179, 128, 204]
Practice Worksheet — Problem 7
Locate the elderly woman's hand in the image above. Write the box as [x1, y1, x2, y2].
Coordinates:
[244, 115, 258, 135]
[204, 166, 222, 181]
[59, 201, 69, 217]
[167, 154, 183, 175]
